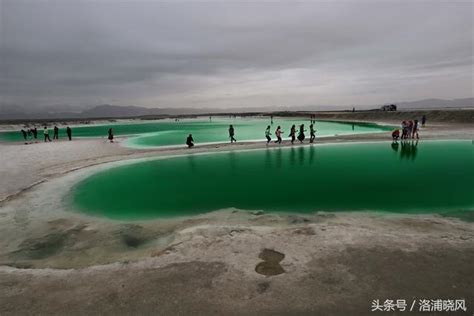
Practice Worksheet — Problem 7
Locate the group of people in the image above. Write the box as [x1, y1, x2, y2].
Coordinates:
[20, 125, 72, 144]
[268, 123, 317, 145]
[391, 115, 426, 141]
[21, 115, 426, 148]
[20, 125, 117, 144]
[186, 121, 318, 148]
[20, 127, 39, 143]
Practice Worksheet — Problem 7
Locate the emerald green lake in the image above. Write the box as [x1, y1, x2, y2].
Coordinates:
[0, 117, 390, 147]
[72, 140, 473, 220]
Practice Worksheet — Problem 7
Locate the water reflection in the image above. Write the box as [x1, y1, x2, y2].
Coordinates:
[391, 140, 418, 160]
[289, 147, 296, 166]
[298, 146, 305, 165]
[275, 147, 283, 169]
[229, 151, 237, 173]
[276, 145, 318, 167]
[391, 141, 399, 152]
[186, 155, 197, 173]
[309, 145, 316, 165]
[264, 148, 272, 170]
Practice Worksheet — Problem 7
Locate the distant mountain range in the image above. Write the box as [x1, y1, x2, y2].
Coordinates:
[0, 98, 472, 120]
[396, 98, 473, 109]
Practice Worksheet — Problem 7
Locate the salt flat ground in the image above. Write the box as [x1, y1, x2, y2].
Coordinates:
[0, 116, 473, 315]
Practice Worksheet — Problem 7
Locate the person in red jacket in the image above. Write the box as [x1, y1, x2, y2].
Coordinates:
[392, 129, 400, 141]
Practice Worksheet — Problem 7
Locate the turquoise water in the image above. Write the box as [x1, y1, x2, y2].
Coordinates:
[72, 140, 474, 220]
[0, 117, 390, 147]
[126, 118, 389, 148]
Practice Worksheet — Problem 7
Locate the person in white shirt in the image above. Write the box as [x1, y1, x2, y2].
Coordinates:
[43, 126, 51, 142]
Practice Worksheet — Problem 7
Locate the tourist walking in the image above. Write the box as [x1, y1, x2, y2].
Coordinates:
[186, 134, 194, 148]
[421, 115, 426, 127]
[412, 120, 419, 139]
[53, 126, 59, 140]
[108, 128, 114, 143]
[288, 124, 296, 144]
[297, 124, 306, 143]
[229, 125, 236, 143]
[21, 129, 27, 143]
[66, 126, 72, 141]
[43, 126, 51, 142]
[274, 126, 283, 144]
[401, 121, 408, 139]
[407, 120, 414, 139]
[309, 123, 316, 143]
[265, 125, 272, 144]
[32, 127, 38, 141]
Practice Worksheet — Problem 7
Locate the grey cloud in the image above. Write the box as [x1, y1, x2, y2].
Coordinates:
[1, 0, 472, 108]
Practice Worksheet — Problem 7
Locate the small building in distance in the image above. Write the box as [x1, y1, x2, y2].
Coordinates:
[381, 104, 397, 111]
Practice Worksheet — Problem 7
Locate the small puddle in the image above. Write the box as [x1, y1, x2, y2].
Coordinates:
[255, 249, 286, 276]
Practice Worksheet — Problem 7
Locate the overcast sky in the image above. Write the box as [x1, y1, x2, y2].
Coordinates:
[1, 0, 472, 109]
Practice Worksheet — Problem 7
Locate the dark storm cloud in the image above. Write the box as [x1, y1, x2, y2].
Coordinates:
[1, 0, 472, 108]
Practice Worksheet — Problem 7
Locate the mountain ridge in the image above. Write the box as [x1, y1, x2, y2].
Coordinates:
[1, 98, 472, 120]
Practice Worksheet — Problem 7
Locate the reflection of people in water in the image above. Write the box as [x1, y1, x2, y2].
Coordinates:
[186, 134, 194, 148]
[297, 124, 306, 143]
[298, 146, 305, 165]
[391, 141, 399, 152]
[309, 145, 316, 164]
[400, 140, 418, 160]
[289, 147, 296, 165]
